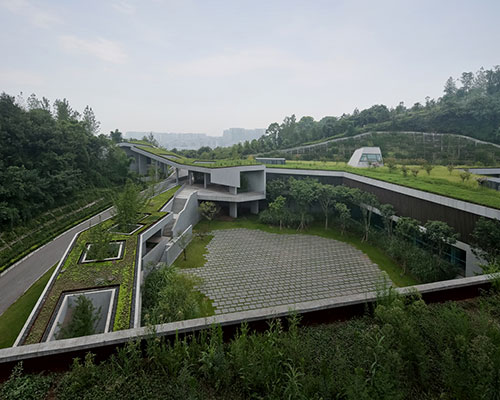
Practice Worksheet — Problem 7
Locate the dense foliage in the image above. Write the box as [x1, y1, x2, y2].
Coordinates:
[142, 265, 213, 325]
[0, 93, 131, 228]
[4, 290, 500, 399]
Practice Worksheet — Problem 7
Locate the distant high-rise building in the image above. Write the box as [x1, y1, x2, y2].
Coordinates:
[124, 128, 265, 150]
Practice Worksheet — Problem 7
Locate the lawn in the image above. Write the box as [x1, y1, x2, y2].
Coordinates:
[190, 216, 417, 287]
[0, 264, 56, 349]
[135, 144, 259, 168]
[268, 162, 500, 209]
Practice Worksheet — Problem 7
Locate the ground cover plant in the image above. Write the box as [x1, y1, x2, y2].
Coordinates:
[267, 162, 500, 209]
[22, 185, 179, 344]
[0, 264, 56, 348]
[56, 295, 101, 340]
[4, 289, 500, 399]
[134, 143, 259, 168]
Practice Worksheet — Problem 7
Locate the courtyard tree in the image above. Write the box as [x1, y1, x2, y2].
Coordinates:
[289, 178, 318, 230]
[423, 220, 459, 257]
[317, 184, 337, 229]
[268, 195, 287, 230]
[380, 204, 395, 236]
[353, 190, 379, 241]
[57, 295, 101, 340]
[471, 217, 500, 265]
[199, 201, 219, 229]
[113, 181, 149, 231]
[334, 202, 350, 235]
[267, 179, 289, 202]
[395, 217, 421, 242]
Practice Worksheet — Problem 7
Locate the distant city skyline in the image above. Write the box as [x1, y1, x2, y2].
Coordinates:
[1, 1, 499, 135]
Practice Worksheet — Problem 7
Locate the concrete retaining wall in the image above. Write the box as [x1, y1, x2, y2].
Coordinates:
[161, 225, 193, 266]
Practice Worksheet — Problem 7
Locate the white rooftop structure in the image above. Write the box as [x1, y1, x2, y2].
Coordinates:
[347, 147, 383, 168]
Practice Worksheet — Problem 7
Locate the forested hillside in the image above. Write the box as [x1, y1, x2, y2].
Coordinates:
[0, 93, 131, 228]
[177, 66, 500, 161]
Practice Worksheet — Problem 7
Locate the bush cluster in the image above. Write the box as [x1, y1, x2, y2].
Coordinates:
[4, 291, 500, 399]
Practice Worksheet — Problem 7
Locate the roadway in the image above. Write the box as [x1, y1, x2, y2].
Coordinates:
[0, 178, 179, 316]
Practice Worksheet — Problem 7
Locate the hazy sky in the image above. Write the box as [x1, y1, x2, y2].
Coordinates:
[1, 0, 499, 136]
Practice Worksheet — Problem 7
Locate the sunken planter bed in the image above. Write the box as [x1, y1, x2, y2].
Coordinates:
[21, 186, 180, 345]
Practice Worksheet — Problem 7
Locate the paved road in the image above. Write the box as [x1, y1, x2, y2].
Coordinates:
[187, 229, 390, 314]
[0, 178, 178, 316]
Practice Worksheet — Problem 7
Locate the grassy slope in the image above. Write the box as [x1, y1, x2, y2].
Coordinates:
[0, 264, 57, 348]
[269, 162, 500, 209]
[190, 217, 417, 287]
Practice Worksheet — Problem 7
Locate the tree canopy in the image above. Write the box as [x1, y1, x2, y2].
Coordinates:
[0, 93, 131, 228]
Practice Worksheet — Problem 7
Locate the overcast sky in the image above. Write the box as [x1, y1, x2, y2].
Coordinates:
[1, 0, 499, 136]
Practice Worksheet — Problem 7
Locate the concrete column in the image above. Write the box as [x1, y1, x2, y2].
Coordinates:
[204, 173, 207, 189]
[175, 168, 179, 184]
[229, 186, 237, 195]
[138, 154, 148, 175]
[229, 202, 238, 218]
[250, 200, 259, 215]
[188, 171, 193, 185]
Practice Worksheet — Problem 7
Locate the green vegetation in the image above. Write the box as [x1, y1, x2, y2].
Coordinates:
[172, 234, 214, 269]
[0, 264, 56, 348]
[5, 290, 500, 399]
[0, 93, 131, 230]
[268, 162, 500, 209]
[142, 266, 214, 325]
[135, 144, 259, 168]
[57, 296, 101, 340]
[0, 189, 112, 273]
[112, 181, 150, 231]
[23, 186, 179, 344]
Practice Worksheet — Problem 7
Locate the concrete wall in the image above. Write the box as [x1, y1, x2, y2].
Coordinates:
[210, 168, 240, 187]
[244, 170, 266, 193]
[161, 225, 193, 266]
[172, 192, 200, 237]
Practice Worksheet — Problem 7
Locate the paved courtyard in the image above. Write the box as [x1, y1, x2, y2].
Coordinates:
[187, 229, 391, 314]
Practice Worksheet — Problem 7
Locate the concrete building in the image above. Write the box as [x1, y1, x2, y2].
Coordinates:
[119, 142, 266, 218]
[347, 147, 383, 168]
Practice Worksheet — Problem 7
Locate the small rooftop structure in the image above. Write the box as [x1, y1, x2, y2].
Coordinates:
[255, 157, 286, 165]
[347, 147, 383, 168]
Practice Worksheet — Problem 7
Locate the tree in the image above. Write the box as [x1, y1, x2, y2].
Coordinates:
[267, 179, 289, 202]
[353, 190, 379, 241]
[395, 217, 420, 241]
[317, 184, 336, 229]
[459, 170, 471, 182]
[401, 165, 409, 177]
[385, 158, 397, 173]
[110, 129, 123, 143]
[471, 217, 500, 265]
[53, 98, 79, 121]
[289, 178, 318, 230]
[447, 164, 454, 175]
[268, 195, 287, 230]
[199, 201, 219, 228]
[86, 219, 114, 260]
[113, 181, 149, 231]
[424, 220, 458, 257]
[423, 163, 434, 175]
[380, 204, 395, 236]
[334, 202, 350, 235]
[410, 167, 420, 177]
[57, 295, 101, 339]
[82, 106, 100, 135]
[443, 76, 457, 97]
